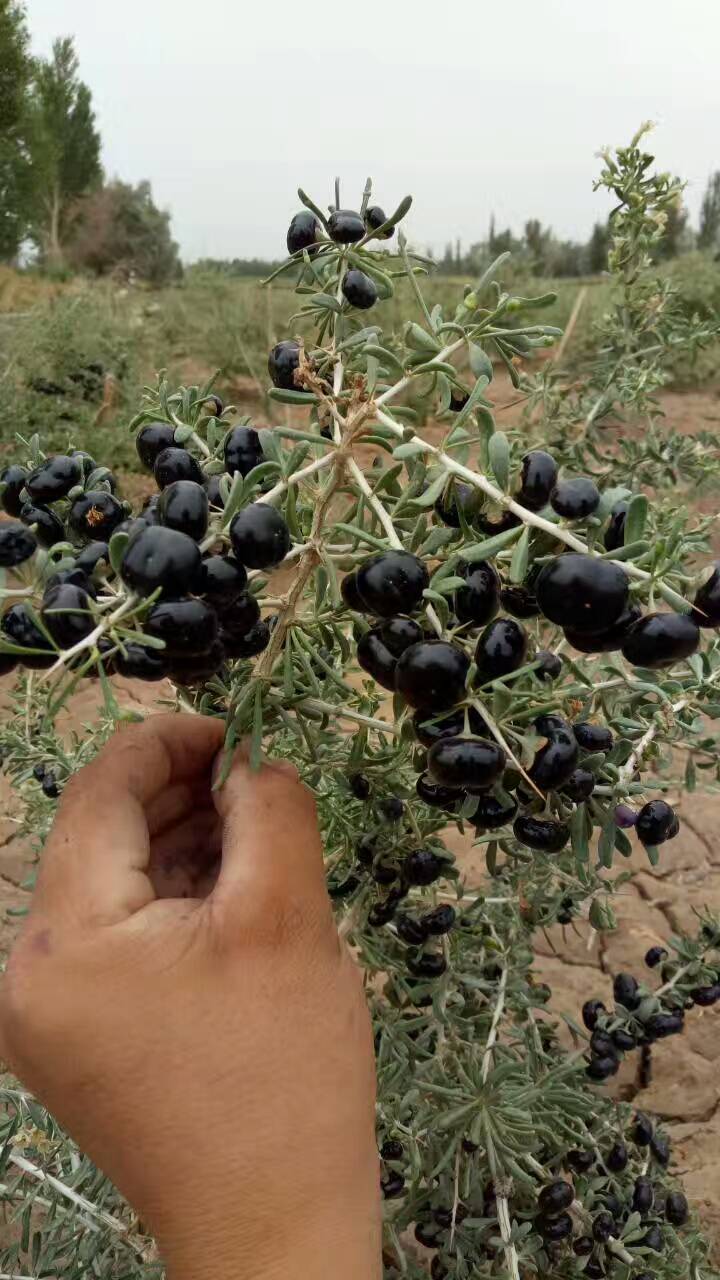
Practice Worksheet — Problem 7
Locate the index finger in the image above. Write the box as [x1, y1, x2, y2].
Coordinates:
[33, 713, 225, 927]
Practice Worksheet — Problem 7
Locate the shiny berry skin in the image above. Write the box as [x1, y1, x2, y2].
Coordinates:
[154, 446, 204, 489]
[20, 502, 65, 547]
[1, 604, 54, 668]
[640, 1224, 663, 1253]
[567, 1149, 594, 1174]
[380, 1168, 405, 1199]
[665, 1191, 688, 1226]
[415, 773, 463, 811]
[604, 501, 628, 551]
[25, 454, 80, 503]
[1, 465, 28, 516]
[538, 1180, 574, 1216]
[42, 773, 60, 798]
[396, 641, 469, 710]
[590, 1029, 617, 1059]
[550, 476, 600, 519]
[582, 998, 605, 1030]
[355, 551, 429, 617]
[636, 800, 678, 847]
[120, 525, 202, 597]
[357, 630, 397, 690]
[434, 481, 478, 528]
[651, 1132, 671, 1164]
[365, 204, 394, 239]
[217, 592, 261, 636]
[136, 422, 177, 470]
[621, 611, 700, 669]
[633, 1176, 655, 1214]
[474, 793, 517, 830]
[116, 643, 169, 681]
[403, 848, 445, 886]
[612, 1028, 636, 1054]
[475, 618, 527, 682]
[412, 705, 486, 747]
[395, 913, 429, 945]
[692, 563, 720, 627]
[536, 554, 629, 632]
[561, 768, 595, 802]
[76, 540, 109, 574]
[342, 268, 377, 309]
[604, 1140, 628, 1172]
[534, 649, 562, 682]
[564, 604, 642, 653]
[613, 973, 640, 1010]
[157, 480, 208, 541]
[530, 721, 578, 790]
[145, 598, 219, 656]
[517, 450, 557, 511]
[593, 1212, 615, 1243]
[41, 584, 94, 647]
[286, 209, 319, 254]
[378, 615, 423, 657]
[646, 1012, 684, 1041]
[341, 571, 364, 610]
[573, 722, 613, 753]
[644, 945, 668, 968]
[421, 904, 456, 936]
[573, 1236, 594, 1257]
[268, 340, 301, 389]
[69, 491, 125, 541]
[328, 208, 365, 243]
[537, 1212, 572, 1241]
[513, 814, 569, 852]
[455, 562, 500, 625]
[476, 509, 521, 536]
[500, 584, 540, 619]
[408, 951, 446, 979]
[224, 425, 264, 477]
[691, 983, 720, 1006]
[428, 736, 504, 792]
[372, 858, 397, 886]
[49, 568, 94, 599]
[449, 389, 468, 412]
[414, 1221, 441, 1247]
[222, 619, 270, 659]
[198, 554, 247, 601]
[204, 475, 226, 509]
[586, 1055, 619, 1081]
[0, 522, 36, 567]
[230, 504, 290, 569]
[167, 639, 226, 684]
[380, 1138, 404, 1162]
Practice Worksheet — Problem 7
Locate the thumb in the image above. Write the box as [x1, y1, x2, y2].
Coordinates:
[211, 749, 331, 922]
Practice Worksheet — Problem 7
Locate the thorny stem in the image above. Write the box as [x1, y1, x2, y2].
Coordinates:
[43, 593, 139, 679]
[8, 1152, 130, 1236]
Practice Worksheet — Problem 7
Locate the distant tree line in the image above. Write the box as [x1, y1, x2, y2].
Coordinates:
[430, 176, 720, 278]
[0, 0, 180, 282]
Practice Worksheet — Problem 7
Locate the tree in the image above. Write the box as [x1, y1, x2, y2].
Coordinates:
[26, 36, 102, 267]
[0, 0, 32, 260]
[698, 171, 720, 252]
[586, 220, 609, 273]
[66, 179, 181, 284]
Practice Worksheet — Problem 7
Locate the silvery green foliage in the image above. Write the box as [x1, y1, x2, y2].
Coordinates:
[0, 140, 719, 1278]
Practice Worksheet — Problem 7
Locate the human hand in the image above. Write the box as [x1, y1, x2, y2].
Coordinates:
[0, 714, 380, 1279]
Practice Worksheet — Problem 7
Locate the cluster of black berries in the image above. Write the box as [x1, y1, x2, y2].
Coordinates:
[268, 200, 395, 393]
[339, 546, 680, 873]
[581, 943, 720, 1083]
[31, 761, 61, 799]
[0, 419, 292, 682]
[531, 1142, 687, 1278]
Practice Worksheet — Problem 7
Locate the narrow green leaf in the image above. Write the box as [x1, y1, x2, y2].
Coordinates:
[108, 530, 129, 577]
[509, 527, 530, 584]
[468, 342, 494, 381]
[624, 494, 648, 544]
[488, 432, 510, 491]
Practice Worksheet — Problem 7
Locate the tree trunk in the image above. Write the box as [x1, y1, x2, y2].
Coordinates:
[45, 186, 64, 269]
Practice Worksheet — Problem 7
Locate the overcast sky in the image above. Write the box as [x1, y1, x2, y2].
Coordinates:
[25, 0, 720, 262]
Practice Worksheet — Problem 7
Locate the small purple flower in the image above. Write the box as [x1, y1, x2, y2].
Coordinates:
[615, 804, 638, 829]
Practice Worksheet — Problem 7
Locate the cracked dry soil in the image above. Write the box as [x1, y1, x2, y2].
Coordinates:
[0, 674, 719, 1259]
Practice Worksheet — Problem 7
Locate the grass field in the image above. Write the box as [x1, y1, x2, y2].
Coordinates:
[1, 252, 719, 475]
